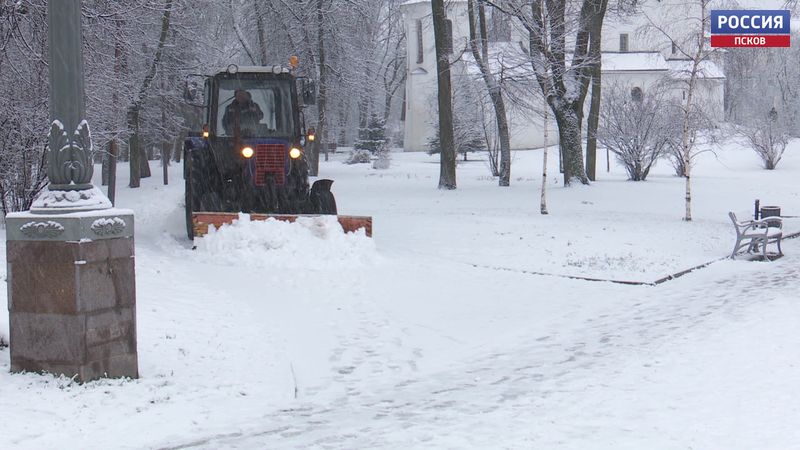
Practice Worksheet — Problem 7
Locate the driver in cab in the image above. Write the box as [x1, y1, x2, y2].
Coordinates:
[222, 89, 264, 136]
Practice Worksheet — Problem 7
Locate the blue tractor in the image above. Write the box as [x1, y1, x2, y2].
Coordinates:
[183, 64, 345, 239]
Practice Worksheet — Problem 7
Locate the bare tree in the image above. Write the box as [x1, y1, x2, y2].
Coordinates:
[0, 2, 49, 214]
[467, 0, 512, 186]
[485, 0, 612, 186]
[127, 0, 173, 188]
[644, 0, 716, 221]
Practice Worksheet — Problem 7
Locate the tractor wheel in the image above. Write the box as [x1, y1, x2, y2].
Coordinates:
[309, 179, 337, 214]
[184, 151, 195, 240]
[185, 147, 213, 239]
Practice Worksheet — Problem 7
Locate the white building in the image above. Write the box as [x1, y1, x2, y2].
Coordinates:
[400, 0, 726, 152]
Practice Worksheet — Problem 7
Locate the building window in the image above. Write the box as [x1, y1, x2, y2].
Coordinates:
[619, 33, 629, 52]
[445, 19, 453, 54]
[631, 87, 643, 103]
[416, 19, 424, 64]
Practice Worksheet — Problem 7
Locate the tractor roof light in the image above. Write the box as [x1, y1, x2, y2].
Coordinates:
[289, 147, 302, 159]
[241, 146, 254, 158]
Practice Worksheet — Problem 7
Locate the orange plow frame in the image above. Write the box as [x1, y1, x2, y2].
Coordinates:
[192, 212, 372, 238]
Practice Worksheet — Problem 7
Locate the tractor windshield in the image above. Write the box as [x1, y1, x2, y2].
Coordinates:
[217, 78, 294, 138]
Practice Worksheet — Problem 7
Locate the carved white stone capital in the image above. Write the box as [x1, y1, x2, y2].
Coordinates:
[31, 185, 112, 213]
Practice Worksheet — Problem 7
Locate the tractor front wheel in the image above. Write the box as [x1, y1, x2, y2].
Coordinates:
[316, 190, 337, 214]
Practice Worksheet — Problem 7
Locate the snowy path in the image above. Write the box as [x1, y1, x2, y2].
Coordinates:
[158, 245, 800, 450]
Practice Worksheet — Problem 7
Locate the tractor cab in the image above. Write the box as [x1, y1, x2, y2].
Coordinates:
[182, 64, 365, 240]
[207, 66, 304, 141]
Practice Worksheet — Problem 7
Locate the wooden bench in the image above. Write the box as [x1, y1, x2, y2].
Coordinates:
[729, 212, 783, 259]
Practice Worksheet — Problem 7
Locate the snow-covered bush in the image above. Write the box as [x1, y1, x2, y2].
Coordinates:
[344, 148, 372, 164]
[372, 148, 391, 169]
[597, 84, 670, 181]
[739, 108, 789, 170]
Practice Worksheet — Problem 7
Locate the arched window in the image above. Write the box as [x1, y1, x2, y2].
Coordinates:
[631, 87, 643, 103]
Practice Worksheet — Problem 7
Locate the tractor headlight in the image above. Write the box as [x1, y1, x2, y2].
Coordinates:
[289, 147, 302, 159]
[241, 146, 254, 158]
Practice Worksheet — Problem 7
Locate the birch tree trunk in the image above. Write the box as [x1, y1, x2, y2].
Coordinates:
[541, 103, 549, 214]
[681, 0, 709, 221]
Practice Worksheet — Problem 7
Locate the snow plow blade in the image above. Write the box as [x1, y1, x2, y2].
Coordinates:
[192, 212, 372, 238]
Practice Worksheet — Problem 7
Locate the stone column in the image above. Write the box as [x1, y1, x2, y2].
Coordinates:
[5, 0, 137, 382]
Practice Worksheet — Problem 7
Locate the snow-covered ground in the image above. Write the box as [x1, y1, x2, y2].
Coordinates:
[1, 139, 800, 449]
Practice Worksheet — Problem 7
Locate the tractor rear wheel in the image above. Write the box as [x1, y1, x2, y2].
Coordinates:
[184, 149, 195, 239]
[185, 146, 212, 239]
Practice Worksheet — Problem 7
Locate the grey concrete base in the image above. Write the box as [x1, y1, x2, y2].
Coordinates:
[7, 237, 138, 381]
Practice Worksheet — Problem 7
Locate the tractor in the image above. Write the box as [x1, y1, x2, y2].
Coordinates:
[183, 64, 371, 239]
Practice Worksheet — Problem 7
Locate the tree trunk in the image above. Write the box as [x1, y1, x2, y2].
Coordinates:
[541, 102, 549, 215]
[102, 149, 110, 186]
[108, 140, 117, 205]
[585, 0, 607, 182]
[162, 142, 169, 185]
[680, 0, 709, 222]
[254, 0, 269, 65]
[468, 0, 512, 186]
[140, 145, 152, 178]
[128, 109, 141, 188]
[173, 135, 183, 162]
[310, 0, 327, 177]
[553, 103, 589, 185]
[586, 70, 600, 181]
[432, 0, 456, 189]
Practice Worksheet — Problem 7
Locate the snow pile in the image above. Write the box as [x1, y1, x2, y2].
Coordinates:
[193, 213, 375, 270]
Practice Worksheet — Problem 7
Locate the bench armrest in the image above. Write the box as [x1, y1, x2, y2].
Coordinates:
[752, 217, 783, 229]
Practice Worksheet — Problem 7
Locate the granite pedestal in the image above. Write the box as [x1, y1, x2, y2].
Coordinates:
[6, 209, 137, 381]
